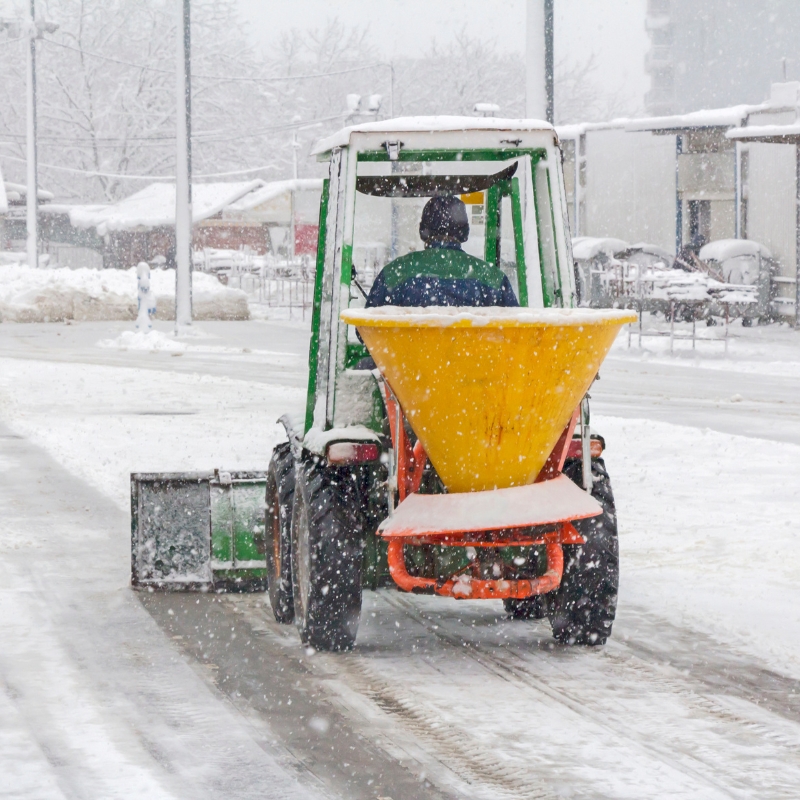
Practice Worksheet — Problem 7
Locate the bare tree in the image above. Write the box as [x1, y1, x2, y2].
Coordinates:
[0, 10, 639, 201]
[0, 0, 275, 200]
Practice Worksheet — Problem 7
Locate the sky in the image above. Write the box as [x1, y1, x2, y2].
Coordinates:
[235, 0, 650, 115]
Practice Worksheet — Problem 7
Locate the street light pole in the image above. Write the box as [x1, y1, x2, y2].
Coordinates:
[175, 0, 192, 330]
[25, 0, 38, 268]
[526, 0, 554, 123]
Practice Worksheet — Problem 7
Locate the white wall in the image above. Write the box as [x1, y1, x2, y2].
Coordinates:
[748, 142, 796, 277]
[584, 128, 676, 253]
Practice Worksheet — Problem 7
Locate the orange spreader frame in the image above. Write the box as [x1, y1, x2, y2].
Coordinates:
[380, 383, 588, 601]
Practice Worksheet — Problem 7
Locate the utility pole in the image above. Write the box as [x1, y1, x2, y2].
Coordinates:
[526, 0, 554, 123]
[175, 0, 192, 330]
[26, 0, 38, 268]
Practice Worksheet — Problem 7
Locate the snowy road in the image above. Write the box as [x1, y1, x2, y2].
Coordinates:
[2, 318, 800, 798]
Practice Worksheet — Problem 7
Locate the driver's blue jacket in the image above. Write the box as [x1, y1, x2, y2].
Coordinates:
[365, 246, 518, 308]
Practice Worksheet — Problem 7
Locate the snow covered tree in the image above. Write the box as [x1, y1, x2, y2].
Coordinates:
[0, 0, 275, 200]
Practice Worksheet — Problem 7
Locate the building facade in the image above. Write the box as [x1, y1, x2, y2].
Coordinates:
[645, 0, 800, 116]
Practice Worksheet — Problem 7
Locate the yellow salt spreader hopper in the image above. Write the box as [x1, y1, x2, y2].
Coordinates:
[341, 307, 633, 625]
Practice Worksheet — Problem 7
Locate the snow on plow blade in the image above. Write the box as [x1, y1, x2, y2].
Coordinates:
[341, 307, 636, 493]
[130, 471, 268, 591]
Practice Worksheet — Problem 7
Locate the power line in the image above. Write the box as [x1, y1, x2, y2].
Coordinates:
[0, 153, 277, 180]
[43, 39, 391, 83]
[0, 113, 342, 146]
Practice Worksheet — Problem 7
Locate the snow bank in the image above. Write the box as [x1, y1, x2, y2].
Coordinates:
[97, 330, 186, 352]
[0, 264, 249, 323]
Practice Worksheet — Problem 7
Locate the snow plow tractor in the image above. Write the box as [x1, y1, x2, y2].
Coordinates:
[130, 118, 635, 651]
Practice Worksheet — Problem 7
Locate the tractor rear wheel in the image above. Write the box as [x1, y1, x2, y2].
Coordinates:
[265, 443, 295, 624]
[503, 594, 547, 619]
[291, 455, 364, 651]
[504, 595, 548, 619]
[549, 458, 619, 646]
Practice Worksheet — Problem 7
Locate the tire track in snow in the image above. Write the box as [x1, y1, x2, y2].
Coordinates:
[385, 593, 765, 800]
[336, 668, 556, 800]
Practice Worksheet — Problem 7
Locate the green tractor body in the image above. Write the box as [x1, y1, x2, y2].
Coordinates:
[131, 118, 621, 652]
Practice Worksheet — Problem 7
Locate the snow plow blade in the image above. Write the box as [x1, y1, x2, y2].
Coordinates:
[130, 470, 268, 592]
[341, 307, 635, 493]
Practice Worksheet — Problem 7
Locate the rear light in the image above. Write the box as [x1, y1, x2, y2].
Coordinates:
[566, 437, 605, 460]
[326, 442, 380, 465]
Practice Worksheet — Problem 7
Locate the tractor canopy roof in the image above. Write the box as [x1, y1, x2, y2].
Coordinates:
[311, 116, 557, 158]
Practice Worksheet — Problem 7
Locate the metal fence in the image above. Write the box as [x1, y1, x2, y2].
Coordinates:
[194, 248, 316, 317]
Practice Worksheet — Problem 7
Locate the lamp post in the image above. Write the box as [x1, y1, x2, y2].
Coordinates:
[1, 6, 58, 268]
[25, 0, 38, 269]
[526, 0, 554, 123]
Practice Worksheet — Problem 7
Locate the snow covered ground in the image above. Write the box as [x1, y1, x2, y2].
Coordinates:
[1, 317, 800, 798]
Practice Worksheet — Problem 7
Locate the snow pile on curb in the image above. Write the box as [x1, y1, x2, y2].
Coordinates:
[0, 263, 249, 323]
[97, 330, 187, 352]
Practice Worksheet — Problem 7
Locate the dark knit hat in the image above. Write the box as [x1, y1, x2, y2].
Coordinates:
[419, 195, 470, 244]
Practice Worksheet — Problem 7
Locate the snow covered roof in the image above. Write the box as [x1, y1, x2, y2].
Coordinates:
[228, 179, 324, 212]
[555, 119, 632, 138]
[699, 239, 772, 262]
[571, 237, 630, 260]
[625, 105, 767, 133]
[70, 180, 264, 235]
[4, 181, 55, 203]
[312, 116, 555, 155]
[726, 123, 800, 144]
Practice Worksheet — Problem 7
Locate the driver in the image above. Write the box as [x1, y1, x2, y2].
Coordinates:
[365, 194, 519, 308]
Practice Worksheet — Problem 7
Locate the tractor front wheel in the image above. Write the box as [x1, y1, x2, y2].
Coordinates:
[549, 458, 619, 646]
[291, 456, 364, 651]
[265, 443, 295, 624]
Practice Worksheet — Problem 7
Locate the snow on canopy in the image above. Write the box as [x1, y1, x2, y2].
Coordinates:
[571, 237, 630, 260]
[228, 179, 324, 212]
[69, 180, 264, 235]
[727, 123, 800, 143]
[3, 181, 55, 204]
[312, 116, 555, 155]
[699, 239, 772, 262]
[626, 243, 675, 261]
[625, 104, 767, 133]
[556, 120, 632, 138]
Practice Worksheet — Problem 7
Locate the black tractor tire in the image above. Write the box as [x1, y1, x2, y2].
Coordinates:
[265, 442, 295, 624]
[291, 455, 364, 651]
[504, 595, 548, 620]
[549, 458, 619, 646]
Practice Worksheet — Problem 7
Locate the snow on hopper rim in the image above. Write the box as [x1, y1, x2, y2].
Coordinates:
[340, 306, 638, 329]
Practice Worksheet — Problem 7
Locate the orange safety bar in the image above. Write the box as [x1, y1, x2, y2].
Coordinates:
[382, 382, 427, 501]
[536, 407, 580, 482]
[387, 522, 582, 600]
